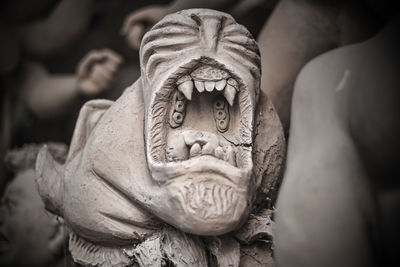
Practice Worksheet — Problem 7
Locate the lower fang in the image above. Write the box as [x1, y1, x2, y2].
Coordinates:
[215, 147, 224, 160]
[190, 143, 201, 157]
[166, 134, 188, 161]
[202, 143, 215, 155]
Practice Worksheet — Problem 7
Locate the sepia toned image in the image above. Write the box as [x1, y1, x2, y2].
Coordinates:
[0, 0, 399, 266]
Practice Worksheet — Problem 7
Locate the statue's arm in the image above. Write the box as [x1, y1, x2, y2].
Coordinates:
[17, 0, 93, 56]
[18, 61, 80, 119]
[257, 0, 378, 134]
[274, 55, 376, 267]
[18, 49, 121, 119]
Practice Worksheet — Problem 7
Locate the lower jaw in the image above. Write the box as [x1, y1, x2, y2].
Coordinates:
[167, 182, 249, 235]
[145, 147, 253, 234]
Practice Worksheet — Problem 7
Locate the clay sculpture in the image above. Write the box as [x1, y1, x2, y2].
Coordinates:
[35, 9, 285, 266]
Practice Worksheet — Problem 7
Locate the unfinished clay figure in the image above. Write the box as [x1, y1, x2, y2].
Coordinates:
[36, 9, 285, 266]
[0, 144, 74, 267]
[258, 0, 380, 134]
[17, 49, 122, 119]
[274, 17, 400, 267]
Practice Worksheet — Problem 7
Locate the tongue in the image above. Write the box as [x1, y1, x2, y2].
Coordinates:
[165, 130, 237, 166]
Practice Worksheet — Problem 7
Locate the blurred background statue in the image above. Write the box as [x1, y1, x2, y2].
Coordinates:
[275, 16, 400, 267]
[0, 143, 75, 267]
[0, 0, 130, 191]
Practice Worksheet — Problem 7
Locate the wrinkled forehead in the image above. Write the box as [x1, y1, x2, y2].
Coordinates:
[139, 8, 261, 95]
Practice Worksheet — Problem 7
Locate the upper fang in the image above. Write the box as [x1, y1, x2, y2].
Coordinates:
[176, 75, 192, 85]
[224, 84, 236, 106]
[177, 81, 193, 100]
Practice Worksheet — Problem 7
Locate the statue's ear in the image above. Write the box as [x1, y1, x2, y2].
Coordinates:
[67, 99, 114, 161]
[35, 99, 113, 215]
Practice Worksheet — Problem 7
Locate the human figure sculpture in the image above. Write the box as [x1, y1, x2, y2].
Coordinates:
[0, 143, 75, 267]
[35, 9, 285, 267]
[274, 17, 400, 267]
[257, 0, 380, 135]
[16, 49, 123, 119]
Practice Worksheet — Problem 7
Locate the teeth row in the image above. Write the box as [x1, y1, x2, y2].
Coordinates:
[176, 76, 239, 106]
[166, 131, 237, 166]
[166, 141, 236, 166]
[188, 142, 236, 166]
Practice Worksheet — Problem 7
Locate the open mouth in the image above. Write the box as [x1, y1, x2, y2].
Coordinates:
[166, 64, 240, 167]
[147, 57, 254, 185]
